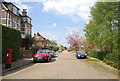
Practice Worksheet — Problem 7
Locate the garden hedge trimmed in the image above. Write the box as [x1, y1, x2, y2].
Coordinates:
[1, 25, 21, 63]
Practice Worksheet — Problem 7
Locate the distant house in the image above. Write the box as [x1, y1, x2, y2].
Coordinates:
[33, 33, 58, 49]
[33, 33, 47, 47]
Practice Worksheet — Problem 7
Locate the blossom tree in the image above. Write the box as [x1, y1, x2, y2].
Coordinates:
[66, 31, 85, 50]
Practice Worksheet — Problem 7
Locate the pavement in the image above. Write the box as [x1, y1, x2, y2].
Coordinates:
[2, 58, 33, 75]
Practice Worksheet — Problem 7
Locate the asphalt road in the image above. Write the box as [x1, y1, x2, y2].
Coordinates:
[2, 51, 118, 79]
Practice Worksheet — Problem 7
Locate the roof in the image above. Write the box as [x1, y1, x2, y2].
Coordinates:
[6, 10, 21, 18]
[2, 2, 20, 10]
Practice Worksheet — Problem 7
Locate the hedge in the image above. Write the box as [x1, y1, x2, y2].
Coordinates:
[0, 25, 2, 64]
[1, 25, 21, 63]
[87, 49, 118, 68]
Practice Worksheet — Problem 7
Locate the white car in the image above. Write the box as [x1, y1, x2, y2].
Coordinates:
[58, 49, 62, 52]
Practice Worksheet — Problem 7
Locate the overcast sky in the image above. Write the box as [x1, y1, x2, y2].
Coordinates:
[6, 0, 97, 47]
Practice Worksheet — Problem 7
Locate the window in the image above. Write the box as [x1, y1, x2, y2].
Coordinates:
[13, 6, 18, 15]
[28, 18, 31, 23]
[2, 19, 6, 24]
[2, 11, 6, 18]
[12, 21, 14, 27]
[8, 20, 10, 25]
[9, 14, 11, 19]
[21, 28, 25, 31]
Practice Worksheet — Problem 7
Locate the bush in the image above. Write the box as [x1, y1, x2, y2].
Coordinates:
[51, 47, 59, 52]
[103, 53, 118, 68]
[70, 48, 77, 52]
[87, 49, 118, 68]
[2, 25, 21, 62]
[87, 50, 107, 60]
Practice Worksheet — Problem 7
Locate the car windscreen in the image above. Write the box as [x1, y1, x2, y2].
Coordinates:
[37, 50, 49, 54]
[50, 50, 54, 53]
[77, 51, 85, 54]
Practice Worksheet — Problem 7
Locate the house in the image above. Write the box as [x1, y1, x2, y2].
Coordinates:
[33, 33, 47, 47]
[1, 1, 32, 37]
[33, 33, 58, 49]
[1, 2, 21, 30]
[1, 1, 33, 50]
[21, 9, 32, 38]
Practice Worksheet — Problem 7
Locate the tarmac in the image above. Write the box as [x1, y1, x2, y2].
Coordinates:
[2, 58, 33, 75]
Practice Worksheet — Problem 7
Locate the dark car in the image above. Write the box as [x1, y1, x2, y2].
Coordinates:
[33, 50, 51, 62]
[49, 50, 55, 58]
[67, 49, 71, 52]
[76, 50, 87, 59]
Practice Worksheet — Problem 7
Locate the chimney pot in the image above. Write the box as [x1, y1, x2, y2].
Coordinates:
[22, 9, 27, 16]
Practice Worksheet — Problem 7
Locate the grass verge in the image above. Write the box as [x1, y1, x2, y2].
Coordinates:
[81, 57, 118, 79]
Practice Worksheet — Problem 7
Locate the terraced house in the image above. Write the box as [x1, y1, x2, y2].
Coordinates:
[1, 1, 32, 37]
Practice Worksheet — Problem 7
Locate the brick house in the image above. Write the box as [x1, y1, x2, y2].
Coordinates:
[33, 33, 58, 49]
[33, 33, 47, 47]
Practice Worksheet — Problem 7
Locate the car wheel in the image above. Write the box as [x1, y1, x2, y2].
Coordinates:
[76, 57, 79, 59]
[33, 60, 36, 63]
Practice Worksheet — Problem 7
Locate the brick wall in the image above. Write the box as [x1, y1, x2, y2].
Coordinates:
[23, 50, 34, 58]
[20, 48, 35, 58]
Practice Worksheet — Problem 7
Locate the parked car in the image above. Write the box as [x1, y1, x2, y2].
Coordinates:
[33, 50, 51, 62]
[58, 49, 62, 52]
[67, 49, 71, 52]
[49, 50, 55, 58]
[76, 50, 87, 59]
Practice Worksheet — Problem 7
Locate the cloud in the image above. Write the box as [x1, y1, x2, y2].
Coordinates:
[65, 26, 80, 33]
[41, 0, 96, 23]
[52, 23, 57, 27]
[15, 3, 32, 11]
[40, 32, 57, 41]
[40, 31, 68, 46]
[65, 26, 85, 36]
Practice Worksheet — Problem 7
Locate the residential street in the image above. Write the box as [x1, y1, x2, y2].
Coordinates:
[2, 51, 118, 79]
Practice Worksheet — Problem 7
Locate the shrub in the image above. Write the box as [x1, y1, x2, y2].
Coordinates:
[2, 25, 21, 62]
[103, 53, 118, 68]
[87, 49, 118, 68]
[87, 50, 98, 58]
[51, 47, 59, 52]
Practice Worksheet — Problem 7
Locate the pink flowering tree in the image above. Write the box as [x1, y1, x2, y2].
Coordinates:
[66, 31, 85, 51]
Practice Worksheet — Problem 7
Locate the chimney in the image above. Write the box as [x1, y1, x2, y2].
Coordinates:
[22, 9, 27, 16]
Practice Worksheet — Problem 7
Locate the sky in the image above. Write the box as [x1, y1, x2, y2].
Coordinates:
[6, 0, 97, 47]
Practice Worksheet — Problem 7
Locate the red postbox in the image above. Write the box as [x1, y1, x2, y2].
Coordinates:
[6, 49, 13, 69]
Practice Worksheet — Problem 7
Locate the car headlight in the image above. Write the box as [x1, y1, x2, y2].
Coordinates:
[34, 55, 39, 57]
[78, 55, 81, 56]
[85, 54, 87, 56]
